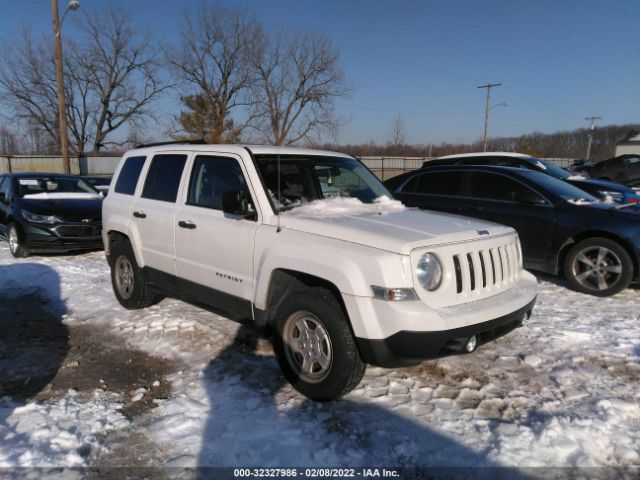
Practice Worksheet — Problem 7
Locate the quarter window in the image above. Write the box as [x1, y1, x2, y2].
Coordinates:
[142, 154, 187, 203]
[187, 156, 253, 211]
[114, 156, 146, 195]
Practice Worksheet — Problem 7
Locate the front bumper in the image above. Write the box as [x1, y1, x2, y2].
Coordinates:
[356, 297, 535, 367]
[342, 271, 538, 367]
[22, 222, 103, 253]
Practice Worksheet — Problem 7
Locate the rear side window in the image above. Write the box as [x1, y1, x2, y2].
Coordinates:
[114, 156, 146, 195]
[0, 176, 9, 199]
[412, 171, 464, 195]
[469, 172, 544, 204]
[142, 154, 188, 203]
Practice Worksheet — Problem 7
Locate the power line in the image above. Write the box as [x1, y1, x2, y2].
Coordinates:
[339, 102, 480, 116]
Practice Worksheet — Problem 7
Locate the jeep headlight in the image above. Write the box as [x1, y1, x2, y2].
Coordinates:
[416, 253, 442, 291]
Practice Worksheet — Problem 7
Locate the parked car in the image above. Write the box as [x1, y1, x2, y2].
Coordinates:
[396, 152, 640, 205]
[567, 159, 593, 177]
[102, 143, 537, 401]
[591, 154, 640, 188]
[385, 165, 640, 296]
[0, 172, 103, 257]
[82, 176, 112, 195]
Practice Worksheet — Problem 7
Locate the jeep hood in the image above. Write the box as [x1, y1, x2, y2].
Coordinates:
[279, 208, 514, 255]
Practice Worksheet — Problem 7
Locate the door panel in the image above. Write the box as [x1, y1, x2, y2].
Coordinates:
[174, 155, 259, 303]
[131, 153, 188, 274]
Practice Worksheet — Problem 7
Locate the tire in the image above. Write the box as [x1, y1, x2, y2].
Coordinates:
[110, 238, 155, 309]
[563, 237, 633, 297]
[7, 223, 28, 258]
[271, 287, 366, 401]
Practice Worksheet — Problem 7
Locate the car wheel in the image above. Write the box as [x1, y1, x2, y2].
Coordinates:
[272, 287, 366, 401]
[8, 223, 28, 258]
[563, 237, 633, 297]
[110, 238, 155, 309]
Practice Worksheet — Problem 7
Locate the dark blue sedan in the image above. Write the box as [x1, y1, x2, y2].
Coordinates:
[385, 165, 640, 297]
[0, 172, 104, 257]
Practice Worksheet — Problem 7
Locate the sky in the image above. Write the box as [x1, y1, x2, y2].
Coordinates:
[1, 0, 639, 146]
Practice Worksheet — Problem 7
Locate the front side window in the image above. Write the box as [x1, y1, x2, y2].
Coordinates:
[469, 172, 545, 204]
[114, 156, 146, 195]
[187, 156, 253, 211]
[255, 155, 390, 210]
[142, 154, 187, 203]
[0, 176, 9, 199]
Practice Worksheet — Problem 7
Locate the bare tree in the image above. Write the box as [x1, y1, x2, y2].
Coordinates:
[0, 30, 60, 146]
[76, 8, 170, 152]
[168, 5, 256, 143]
[0, 8, 169, 155]
[0, 125, 20, 154]
[248, 29, 349, 145]
[387, 114, 406, 155]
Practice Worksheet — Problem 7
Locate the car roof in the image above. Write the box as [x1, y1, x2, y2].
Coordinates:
[122, 144, 353, 159]
[436, 151, 534, 160]
[417, 163, 549, 180]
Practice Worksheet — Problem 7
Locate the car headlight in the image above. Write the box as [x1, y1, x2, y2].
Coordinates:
[597, 190, 623, 203]
[416, 253, 443, 291]
[21, 209, 60, 224]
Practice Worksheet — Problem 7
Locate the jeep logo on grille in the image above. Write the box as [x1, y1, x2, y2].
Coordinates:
[477, 229, 489, 236]
[82, 218, 92, 223]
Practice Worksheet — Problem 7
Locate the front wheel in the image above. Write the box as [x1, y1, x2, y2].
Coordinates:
[8, 223, 28, 258]
[563, 237, 633, 296]
[110, 239, 155, 309]
[272, 287, 365, 401]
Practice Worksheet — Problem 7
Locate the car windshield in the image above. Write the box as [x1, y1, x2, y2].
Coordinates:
[530, 158, 571, 180]
[16, 175, 100, 197]
[255, 155, 391, 211]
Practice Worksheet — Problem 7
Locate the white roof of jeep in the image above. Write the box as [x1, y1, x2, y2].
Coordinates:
[123, 144, 353, 159]
[438, 152, 533, 160]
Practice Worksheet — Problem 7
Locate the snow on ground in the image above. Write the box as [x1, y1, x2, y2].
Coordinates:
[0, 244, 639, 471]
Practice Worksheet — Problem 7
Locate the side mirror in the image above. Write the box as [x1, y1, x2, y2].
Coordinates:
[222, 191, 256, 220]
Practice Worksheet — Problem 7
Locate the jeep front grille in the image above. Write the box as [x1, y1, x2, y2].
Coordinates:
[411, 232, 522, 307]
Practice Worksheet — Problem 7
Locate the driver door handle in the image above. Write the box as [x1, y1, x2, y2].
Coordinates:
[133, 210, 146, 219]
[178, 220, 196, 229]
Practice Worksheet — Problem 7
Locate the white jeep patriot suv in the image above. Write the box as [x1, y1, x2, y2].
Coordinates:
[103, 143, 537, 401]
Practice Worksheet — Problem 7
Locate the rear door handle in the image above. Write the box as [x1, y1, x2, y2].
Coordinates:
[133, 211, 146, 219]
[178, 220, 196, 229]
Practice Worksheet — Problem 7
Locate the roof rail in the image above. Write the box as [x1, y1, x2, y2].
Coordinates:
[135, 139, 207, 148]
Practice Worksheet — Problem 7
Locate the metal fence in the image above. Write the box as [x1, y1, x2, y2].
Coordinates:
[1, 153, 576, 180]
[0, 155, 121, 176]
[359, 156, 576, 180]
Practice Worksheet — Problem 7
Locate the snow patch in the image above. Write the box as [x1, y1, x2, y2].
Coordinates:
[284, 195, 405, 218]
[22, 192, 101, 200]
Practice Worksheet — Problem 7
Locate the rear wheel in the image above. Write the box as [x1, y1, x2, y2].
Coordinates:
[8, 223, 28, 258]
[110, 238, 155, 309]
[563, 237, 633, 296]
[272, 287, 365, 401]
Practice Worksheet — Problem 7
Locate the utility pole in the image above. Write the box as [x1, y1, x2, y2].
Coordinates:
[584, 116, 602, 160]
[478, 82, 501, 152]
[51, 0, 80, 173]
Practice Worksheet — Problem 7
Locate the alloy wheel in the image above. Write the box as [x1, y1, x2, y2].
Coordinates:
[571, 246, 623, 291]
[115, 255, 135, 299]
[8, 226, 19, 255]
[282, 311, 333, 383]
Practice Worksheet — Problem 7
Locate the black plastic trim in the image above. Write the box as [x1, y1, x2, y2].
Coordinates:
[356, 297, 536, 368]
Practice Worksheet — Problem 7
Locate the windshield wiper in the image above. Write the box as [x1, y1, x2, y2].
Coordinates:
[615, 202, 639, 210]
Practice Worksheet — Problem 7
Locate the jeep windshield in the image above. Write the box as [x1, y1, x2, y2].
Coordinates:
[255, 155, 391, 211]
